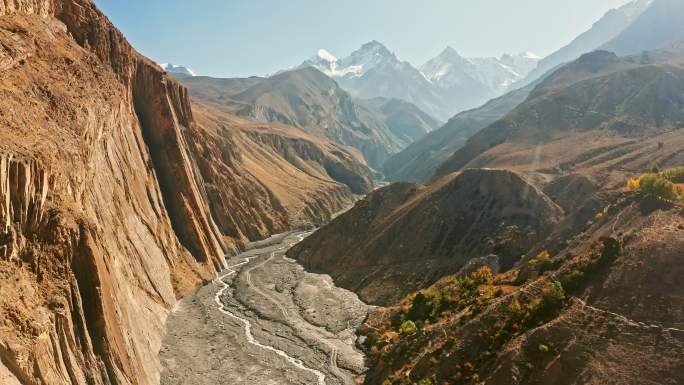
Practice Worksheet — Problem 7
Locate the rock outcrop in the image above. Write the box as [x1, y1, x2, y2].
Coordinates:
[0, 1, 372, 385]
[288, 169, 563, 305]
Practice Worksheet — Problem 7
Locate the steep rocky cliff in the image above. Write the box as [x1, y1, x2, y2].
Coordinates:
[288, 169, 563, 305]
[189, 104, 373, 247]
[0, 1, 371, 384]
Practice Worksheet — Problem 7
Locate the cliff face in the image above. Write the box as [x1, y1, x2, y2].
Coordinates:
[189, 104, 372, 247]
[288, 169, 563, 305]
[0, 2, 214, 384]
[0, 1, 369, 384]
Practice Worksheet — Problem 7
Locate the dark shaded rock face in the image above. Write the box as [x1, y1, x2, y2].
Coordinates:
[288, 169, 563, 305]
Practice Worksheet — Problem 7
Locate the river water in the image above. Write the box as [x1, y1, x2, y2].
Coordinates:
[159, 231, 369, 385]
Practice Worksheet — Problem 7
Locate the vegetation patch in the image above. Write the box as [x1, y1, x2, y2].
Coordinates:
[363, 237, 622, 385]
[627, 167, 684, 201]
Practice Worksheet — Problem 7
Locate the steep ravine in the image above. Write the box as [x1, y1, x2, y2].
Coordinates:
[0, 2, 372, 385]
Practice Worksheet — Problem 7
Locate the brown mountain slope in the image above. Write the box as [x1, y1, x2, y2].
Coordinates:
[382, 85, 532, 182]
[0, 1, 372, 385]
[189, 103, 373, 247]
[360, 193, 684, 385]
[287, 169, 563, 305]
[436, 49, 684, 182]
[0, 5, 215, 384]
[178, 68, 403, 169]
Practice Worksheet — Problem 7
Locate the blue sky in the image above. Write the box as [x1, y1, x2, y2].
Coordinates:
[95, 0, 631, 78]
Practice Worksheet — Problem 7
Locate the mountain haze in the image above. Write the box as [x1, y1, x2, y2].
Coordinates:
[522, 0, 653, 86]
[601, 0, 684, 56]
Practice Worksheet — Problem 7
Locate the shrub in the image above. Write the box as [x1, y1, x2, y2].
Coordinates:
[407, 289, 448, 323]
[528, 250, 559, 274]
[399, 320, 418, 335]
[627, 178, 639, 190]
[540, 282, 566, 311]
[661, 167, 684, 183]
[471, 266, 494, 285]
[638, 173, 677, 200]
[628, 167, 684, 201]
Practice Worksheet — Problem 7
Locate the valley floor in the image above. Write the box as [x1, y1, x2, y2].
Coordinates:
[159, 231, 369, 385]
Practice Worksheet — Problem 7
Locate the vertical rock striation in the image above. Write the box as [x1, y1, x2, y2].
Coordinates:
[0, 1, 368, 384]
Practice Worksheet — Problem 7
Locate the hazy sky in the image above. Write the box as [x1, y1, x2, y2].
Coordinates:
[95, 0, 632, 78]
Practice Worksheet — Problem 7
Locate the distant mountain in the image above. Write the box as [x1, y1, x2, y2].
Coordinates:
[382, 0, 657, 183]
[421, 47, 539, 95]
[437, 48, 684, 179]
[300, 41, 449, 120]
[521, 0, 652, 86]
[176, 67, 439, 168]
[298, 41, 538, 121]
[360, 97, 442, 144]
[160, 63, 196, 77]
[382, 84, 533, 182]
[601, 0, 684, 56]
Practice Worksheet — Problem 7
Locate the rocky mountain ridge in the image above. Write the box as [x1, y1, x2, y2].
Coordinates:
[521, 0, 653, 87]
[298, 41, 538, 121]
[288, 30, 684, 384]
[381, 0, 658, 184]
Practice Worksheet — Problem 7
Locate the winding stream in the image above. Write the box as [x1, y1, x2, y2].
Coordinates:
[160, 231, 369, 385]
[212, 233, 327, 385]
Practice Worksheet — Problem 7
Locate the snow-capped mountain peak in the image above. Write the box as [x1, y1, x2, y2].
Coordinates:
[317, 49, 337, 63]
[338, 40, 398, 75]
[420, 48, 541, 93]
[160, 63, 196, 77]
[300, 41, 401, 79]
[295, 41, 539, 120]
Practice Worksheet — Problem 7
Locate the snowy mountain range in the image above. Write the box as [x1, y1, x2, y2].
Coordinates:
[297, 41, 539, 120]
[160, 63, 197, 77]
[420, 47, 540, 94]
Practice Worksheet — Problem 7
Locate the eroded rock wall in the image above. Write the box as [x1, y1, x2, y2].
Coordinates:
[0, 1, 374, 384]
[0, 1, 220, 385]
